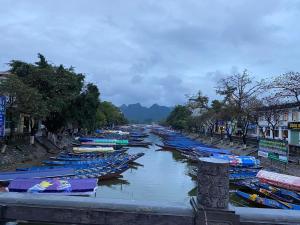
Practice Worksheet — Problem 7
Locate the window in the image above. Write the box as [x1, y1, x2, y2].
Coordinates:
[273, 128, 279, 138]
[282, 112, 288, 121]
[283, 129, 289, 139]
[292, 111, 299, 121]
[266, 128, 271, 137]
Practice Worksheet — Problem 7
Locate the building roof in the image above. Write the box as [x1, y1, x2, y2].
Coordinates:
[0, 71, 11, 79]
[258, 102, 300, 111]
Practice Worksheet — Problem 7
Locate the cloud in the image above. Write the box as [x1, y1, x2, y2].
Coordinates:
[1, 0, 300, 106]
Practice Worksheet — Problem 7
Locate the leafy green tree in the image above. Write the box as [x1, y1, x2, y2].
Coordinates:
[99, 101, 128, 127]
[9, 54, 84, 133]
[0, 75, 48, 143]
[66, 83, 101, 131]
[166, 105, 191, 130]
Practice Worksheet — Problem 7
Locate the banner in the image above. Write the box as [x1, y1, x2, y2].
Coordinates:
[258, 138, 288, 163]
[288, 122, 300, 130]
[0, 96, 6, 138]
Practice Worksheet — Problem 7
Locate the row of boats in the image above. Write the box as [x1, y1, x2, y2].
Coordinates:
[151, 126, 300, 210]
[0, 129, 150, 196]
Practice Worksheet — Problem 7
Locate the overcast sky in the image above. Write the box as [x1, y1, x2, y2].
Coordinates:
[1, 0, 300, 106]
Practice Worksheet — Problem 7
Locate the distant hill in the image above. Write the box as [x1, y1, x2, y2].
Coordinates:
[119, 103, 173, 123]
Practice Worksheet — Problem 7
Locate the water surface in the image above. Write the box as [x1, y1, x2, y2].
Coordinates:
[96, 133, 197, 206]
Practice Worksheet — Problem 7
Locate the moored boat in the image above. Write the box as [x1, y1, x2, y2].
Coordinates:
[236, 190, 300, 210]
[257, 170, 300, 192]
[8, 178, 98, 196]
[73, 146, 114, 153]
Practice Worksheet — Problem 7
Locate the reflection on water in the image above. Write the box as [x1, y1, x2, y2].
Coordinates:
[96, 133, 197, 205]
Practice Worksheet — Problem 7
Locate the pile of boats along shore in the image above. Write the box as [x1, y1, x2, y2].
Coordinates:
[0, 128, 151, 196]
[152, 126, 300, 210]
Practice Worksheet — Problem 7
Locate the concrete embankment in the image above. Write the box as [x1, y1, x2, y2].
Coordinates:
[0, 134, 72, 171]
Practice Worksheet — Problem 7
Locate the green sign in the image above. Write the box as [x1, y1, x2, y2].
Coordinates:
[258, 138, 288, 163]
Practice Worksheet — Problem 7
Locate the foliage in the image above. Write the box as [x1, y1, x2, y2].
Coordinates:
[0, 75, 48, 135]
[166, 105, 191, 130]
[99, 101, 128, 127]
[4, 54, 127, 134]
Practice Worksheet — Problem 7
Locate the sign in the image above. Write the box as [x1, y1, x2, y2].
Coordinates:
[258, 138, 288, 163]
[0, 96, 6, 138]
[288, 122, 300, 130]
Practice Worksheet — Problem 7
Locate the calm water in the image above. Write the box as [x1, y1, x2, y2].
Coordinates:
[96, 133, 197, 206]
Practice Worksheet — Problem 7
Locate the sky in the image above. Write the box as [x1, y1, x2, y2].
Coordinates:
[1, 0, 300, 107]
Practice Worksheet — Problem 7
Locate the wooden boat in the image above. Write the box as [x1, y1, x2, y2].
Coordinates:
[259, 183, 300, 204]
[235, 181, 295, 203]
[236, 190, 300, 210]
[8, 178, 98, 196]
[74, 164, 130, 180]
[257, 170, 300, 192]
[0, 168, 75, 182]
[73, 146, 114, 153]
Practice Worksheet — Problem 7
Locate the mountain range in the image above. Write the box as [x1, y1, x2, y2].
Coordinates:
[119, 103, 173, 123]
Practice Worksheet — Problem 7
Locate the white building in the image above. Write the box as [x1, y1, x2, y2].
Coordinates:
[256, 102, 300, 154]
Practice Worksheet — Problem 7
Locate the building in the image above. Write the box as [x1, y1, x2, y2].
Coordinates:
[0, 71, 31, 136]
[256, 102, 300, 154]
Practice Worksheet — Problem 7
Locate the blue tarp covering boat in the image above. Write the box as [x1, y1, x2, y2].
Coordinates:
[0, 168, 75, 182]
[211, 154, 260, 167]
[193, 146, 231, 155]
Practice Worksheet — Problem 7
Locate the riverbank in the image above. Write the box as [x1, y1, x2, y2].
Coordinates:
[184, 132, 300, 176]
[0, 134, 72, 171]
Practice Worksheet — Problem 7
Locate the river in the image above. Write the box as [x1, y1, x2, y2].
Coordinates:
[96, 133, 196, 206]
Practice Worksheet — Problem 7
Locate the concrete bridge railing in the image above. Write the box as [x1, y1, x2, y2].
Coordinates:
[1, 157, 300, 224]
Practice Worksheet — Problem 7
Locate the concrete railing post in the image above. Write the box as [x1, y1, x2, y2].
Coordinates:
[197, 157, 229, 209]
[191, 157, 240, 225]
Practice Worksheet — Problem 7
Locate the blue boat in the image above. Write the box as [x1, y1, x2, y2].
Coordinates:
[0, 168, 75, 182]
[236, 190, 300, 210]
[230, 171, 258, 181]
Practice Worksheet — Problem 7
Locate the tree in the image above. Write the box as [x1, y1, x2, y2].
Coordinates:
[166, 105, 191, 131]
[187, 91, 209, 110]
[256, 97, 285, 139]
[216, 70, 264, 147]
[99, 101, 128, 127]
[0, 75, 48, 144]
[9, 54, 84, 133]
[66, 83, 101, 132]
[268, 72, 300, 103]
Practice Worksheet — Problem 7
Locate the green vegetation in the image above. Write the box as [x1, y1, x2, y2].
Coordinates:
[0, 54, 127, 136]
[166, 105, 191, 131]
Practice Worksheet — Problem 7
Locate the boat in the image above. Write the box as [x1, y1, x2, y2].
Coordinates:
[257, 170, 300, 192]
[236, 190, 300, 210]
[79, 138, 128, 145]
[74, 164, 130, 180]
[211, 154, 260, 167]
[230, 171, 258, 181]
[259, 183, 300, 203]
[8, 178, 98, 196]
[73, 146, 114, 153]
[234, 180, 295, 203]
[193, 146, 231, 155]
[0, 168, 75, 182]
